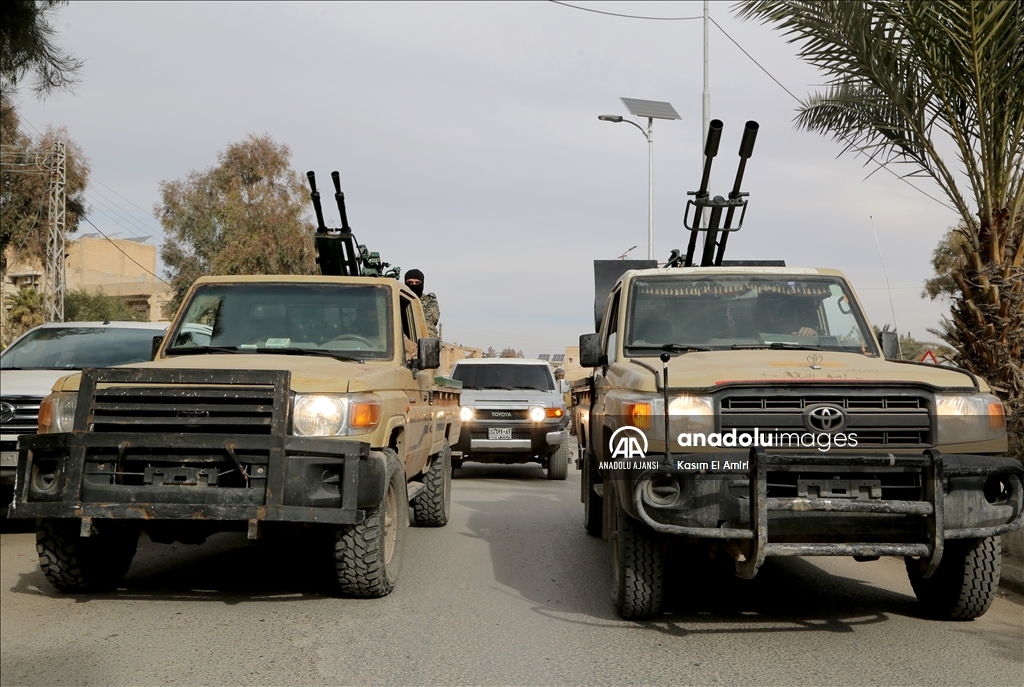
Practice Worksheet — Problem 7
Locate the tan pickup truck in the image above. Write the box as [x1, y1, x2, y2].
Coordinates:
[573, 264, 1023, 620]
[12, 273, 461, 598]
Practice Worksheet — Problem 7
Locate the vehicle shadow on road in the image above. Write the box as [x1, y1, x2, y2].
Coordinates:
[9, 531, 339, 604]
[454, 463, 549, 480]
[460, 487, 928, 634]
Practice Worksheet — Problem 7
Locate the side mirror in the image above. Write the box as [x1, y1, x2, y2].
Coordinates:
[151, 335, 164, 360]
[418, 337, 441, 370]
[558, 379, 570, 394]
[880, 331, 899, 359]
[579, 333, 601, 367]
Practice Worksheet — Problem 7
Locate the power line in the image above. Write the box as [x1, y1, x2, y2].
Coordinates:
[80, 216, 171, 286]
[549, 1, 700, 21]
[707, 17, 956, 212]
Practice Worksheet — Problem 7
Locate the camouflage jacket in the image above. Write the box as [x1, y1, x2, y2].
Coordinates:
[422, 292, 440, 338]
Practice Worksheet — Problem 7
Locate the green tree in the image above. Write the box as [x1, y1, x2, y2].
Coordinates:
[737, 0, 1024, 455]
[64, 288, 145, 322]
[0, 93, 90, 274]
[0, 0, 81, 97]
[157, 134, 317, 311]
[1, 286, 44, 347]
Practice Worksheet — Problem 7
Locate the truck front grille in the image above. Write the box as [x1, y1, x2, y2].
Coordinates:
[0, 396, 42, 436]
[718, 389, 932, 448]
[89, 386, 276, 434]
[476, 409, 530, 421]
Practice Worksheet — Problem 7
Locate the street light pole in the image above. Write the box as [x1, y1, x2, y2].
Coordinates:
[598, 115, 654, 258]
[598, 98, 679, 262]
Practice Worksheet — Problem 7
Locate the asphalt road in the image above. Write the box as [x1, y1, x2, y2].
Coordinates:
[2, 450, 1022, 686]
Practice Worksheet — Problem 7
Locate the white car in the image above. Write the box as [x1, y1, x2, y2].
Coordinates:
[1, 320, 169, 512]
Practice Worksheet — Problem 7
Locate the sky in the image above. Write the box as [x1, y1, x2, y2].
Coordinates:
[12, 1, 965, 357]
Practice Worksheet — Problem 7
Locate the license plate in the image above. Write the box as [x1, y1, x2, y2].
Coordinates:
[488, 427, 513, 440]
[0, 451, 17, 468]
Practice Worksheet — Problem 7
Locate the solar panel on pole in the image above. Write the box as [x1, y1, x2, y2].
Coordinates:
[619, 98, 681, 121]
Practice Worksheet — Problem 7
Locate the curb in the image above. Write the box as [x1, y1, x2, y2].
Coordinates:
[1000, 553, 1024, 595]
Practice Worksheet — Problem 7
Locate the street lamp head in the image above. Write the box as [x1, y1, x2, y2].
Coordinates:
[598, 115, 623, 123]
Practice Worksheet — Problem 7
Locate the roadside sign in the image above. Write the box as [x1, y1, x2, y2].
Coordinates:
[921, 350, 939, 365]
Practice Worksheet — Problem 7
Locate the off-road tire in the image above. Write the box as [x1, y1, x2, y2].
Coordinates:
[333, 451, 407, 597]
[412, 440, 451, 527]
[611, 502, 663, 619]
[905, 536, 1001, 620]
[36, 518, 139, 593]
[583, 451, 603, 537]
[547, 440, 569, 480]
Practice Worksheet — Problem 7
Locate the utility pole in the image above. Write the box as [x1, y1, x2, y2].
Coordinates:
[44, 140, 66, 323]
[701, 1, 711, 231]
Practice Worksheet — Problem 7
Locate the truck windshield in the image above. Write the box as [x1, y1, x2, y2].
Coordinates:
[625, 275, 878, 356]
[165, 283, 393, 360]
[0, 326, 162, 369]
[451, 364, 555, 391]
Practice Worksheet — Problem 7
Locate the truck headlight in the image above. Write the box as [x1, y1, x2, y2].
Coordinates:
[460, 406, 474, 422]
[529, 406, 546, 422]
[38, 392, 77, 434]
[935, 393, 1006, 445]
[292, 394, 381, 437]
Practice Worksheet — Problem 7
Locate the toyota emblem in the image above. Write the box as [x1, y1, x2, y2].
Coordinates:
[807, 353, 823, 370]
[804, 404, 846, 432]
[0, 402, 15, 424]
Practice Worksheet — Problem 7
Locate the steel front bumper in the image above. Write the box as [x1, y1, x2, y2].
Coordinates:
[624, 449, 1024, 578]
[453, 422, 568, 455]
[11, 431, 386, 528]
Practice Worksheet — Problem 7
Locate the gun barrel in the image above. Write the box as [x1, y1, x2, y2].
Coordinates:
[330, 171, 350, 230]
[697, 119, 724, 198]
[738, 120, 759, 159]
[306, 171, 327, 231]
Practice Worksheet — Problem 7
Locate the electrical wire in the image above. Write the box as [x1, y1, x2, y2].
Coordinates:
[80, 216, 171, 286]
[548, 1, 700, 21]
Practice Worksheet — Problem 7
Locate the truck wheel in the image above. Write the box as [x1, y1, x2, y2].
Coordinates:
[333, 450, 407, 597]
[36, 518, 139, 593]
[412, 440, 451, 527]
[905, 536, 1000, 620]
[547, 440, 569, 480]
[611, 502, 663, 619]
[583, 452, 603, 537]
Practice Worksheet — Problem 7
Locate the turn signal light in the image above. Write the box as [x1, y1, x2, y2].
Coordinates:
[545, 408, 563, 418]
[989, 402, 1006, 429]
[349, 401, 382, 428]
[623, 402, 652, 429]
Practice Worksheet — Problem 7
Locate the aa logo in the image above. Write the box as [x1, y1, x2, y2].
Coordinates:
[609, 426, 648, 459]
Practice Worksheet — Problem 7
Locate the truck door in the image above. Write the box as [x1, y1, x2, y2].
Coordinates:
[592, 286, 621, 462]
[400, 295, 432, 478]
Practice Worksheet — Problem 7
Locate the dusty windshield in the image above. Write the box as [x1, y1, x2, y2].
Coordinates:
[166, 283, 393, 360]
[451, 364, 555, 391]
[625, 275, 877, 355]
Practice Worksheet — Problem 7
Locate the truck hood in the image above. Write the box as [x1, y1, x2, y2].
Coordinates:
[460, 388, 564, 406]
[0, 369, 74, 398]
[51, 354, 409, 394]
[615, 350, 983, 392]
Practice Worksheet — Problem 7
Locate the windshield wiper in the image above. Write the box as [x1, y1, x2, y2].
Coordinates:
[165, 345, 242, 355]
[629, 344, 714, 354]
[732, 343, 824, 351]
[250, 347, 364, 364]
[481, 385, 513, 390]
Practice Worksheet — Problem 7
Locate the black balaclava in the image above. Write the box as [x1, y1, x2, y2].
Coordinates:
[405, 269, 425, 297]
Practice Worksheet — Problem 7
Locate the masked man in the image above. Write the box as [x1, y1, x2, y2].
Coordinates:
[404, 269, 440, 339]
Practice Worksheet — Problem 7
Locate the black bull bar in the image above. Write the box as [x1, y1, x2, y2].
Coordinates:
[631, 448, 1024, 579]
[9, 367, 387, 535]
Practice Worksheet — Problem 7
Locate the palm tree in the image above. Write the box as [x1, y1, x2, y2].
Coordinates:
[2, 286, 45, 347]
[736, 0, 1024, 455]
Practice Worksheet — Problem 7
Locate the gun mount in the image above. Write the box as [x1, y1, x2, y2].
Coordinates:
[306, 171, 400, 279]
[672, 119, 759, 268]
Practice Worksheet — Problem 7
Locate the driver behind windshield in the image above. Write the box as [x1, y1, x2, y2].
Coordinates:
[758, 297, 819, 337]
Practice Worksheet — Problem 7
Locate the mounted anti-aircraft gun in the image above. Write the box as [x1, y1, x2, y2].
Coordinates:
[667, 119, 759, 267]
[306, 171, 401, 279]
